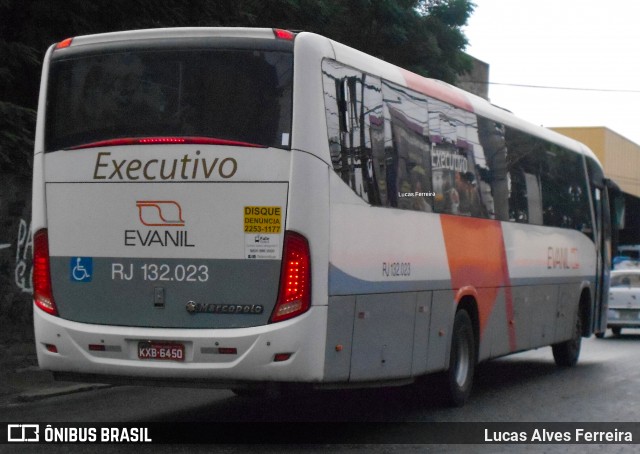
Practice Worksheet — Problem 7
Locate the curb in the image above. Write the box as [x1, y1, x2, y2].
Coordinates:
[13, 383, 113, 403]
[0, 365, 113, 405]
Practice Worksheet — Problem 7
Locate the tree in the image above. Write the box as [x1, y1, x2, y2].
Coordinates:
[237, 0, 475, 82]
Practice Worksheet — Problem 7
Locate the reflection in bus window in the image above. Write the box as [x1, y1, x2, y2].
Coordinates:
[322, 60, 592, 237]
[504, 127, 593, 235]
[477, 118, 509, 220]
[322, 60, 383, 205]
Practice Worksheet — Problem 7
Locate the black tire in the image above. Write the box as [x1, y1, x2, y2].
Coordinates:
[232, 384, 304, 399]
[612, 326, 622, 337]
[552, 312, 582, 367]
[445, 309, 476, 407]
[230, 387, 267, 398]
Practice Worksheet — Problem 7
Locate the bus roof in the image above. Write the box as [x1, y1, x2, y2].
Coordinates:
[54, 27, 283, 49]
[321, 31, 601, 166]
[51, 26, 602, 167]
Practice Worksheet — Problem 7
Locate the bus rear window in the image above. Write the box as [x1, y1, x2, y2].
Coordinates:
[45, 47, 293, 151]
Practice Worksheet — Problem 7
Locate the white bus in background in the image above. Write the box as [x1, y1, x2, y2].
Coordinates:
[32, 28, 617, 406]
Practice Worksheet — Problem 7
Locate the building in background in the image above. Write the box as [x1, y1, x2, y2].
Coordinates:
[552, 127, 640, 198]
[456, 55, 490, 100]
[455, 54, 639, 247]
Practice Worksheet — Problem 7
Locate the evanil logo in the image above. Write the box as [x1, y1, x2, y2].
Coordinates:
[136, 200, 185, 227]
[124, 200, 194, 247]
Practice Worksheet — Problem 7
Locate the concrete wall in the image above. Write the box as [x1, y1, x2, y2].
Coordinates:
[0, 170, 34, 354]
[456, 54, 490, 101]
[604, 130, 640, 198]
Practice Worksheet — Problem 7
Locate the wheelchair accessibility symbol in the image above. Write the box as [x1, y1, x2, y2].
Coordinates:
[70, 257, 93, 282]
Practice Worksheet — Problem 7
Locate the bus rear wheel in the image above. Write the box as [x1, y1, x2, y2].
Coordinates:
[445, 309, 476, 407]
[552, 312, 582, 367]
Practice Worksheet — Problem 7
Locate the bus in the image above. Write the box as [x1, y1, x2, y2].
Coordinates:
[32, 27, 617, 406]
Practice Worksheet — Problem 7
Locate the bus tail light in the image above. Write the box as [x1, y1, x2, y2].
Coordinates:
[273, 29, 295, 41]
[56, 38, 73, 49]
[55, 37, 73, 49]
[68, 136, 266, 150]
[273, 353, 293, 362]
[270, 231, 311, 323]
[34, 229, 58, 316]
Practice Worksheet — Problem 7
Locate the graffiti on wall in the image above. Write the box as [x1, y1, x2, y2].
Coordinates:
[15, 218, 33, 294]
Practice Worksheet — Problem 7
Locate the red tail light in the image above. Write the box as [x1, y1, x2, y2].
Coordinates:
[34, 229, 58, 316]
[55, 37, 73, 49]
[273, 29, 295, 41]
[270, 231, 311, 323]
[68, 136, 266, 150]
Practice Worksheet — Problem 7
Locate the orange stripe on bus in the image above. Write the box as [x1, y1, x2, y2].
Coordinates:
[440, 215, 517, 350]
[400, 68, 474, 112]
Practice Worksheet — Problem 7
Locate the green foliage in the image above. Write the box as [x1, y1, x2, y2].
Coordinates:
[238, 0, 475, 81]
[0, 101, 35, 176]
[0, 0, 475, 170]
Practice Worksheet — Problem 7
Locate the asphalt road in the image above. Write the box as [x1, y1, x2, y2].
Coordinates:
[2, 331, 640, 453]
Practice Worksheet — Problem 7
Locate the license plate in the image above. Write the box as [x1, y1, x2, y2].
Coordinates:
[138, 342, 185, 361]
[620, 311, 640, 321]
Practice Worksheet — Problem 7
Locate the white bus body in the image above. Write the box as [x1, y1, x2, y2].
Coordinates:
[32, 28, 612, 405]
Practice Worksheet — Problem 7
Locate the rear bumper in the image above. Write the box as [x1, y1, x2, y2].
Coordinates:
[606, 308, 640, 328]
[34, 305, 327, 383]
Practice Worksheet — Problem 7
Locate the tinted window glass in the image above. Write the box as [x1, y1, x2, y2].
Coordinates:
[427, 97, 485, 217]
[504, 127, 592, 235]
[476, 118, 509, 220]
[381, 80, 489, 216]
[321, 60, 592, 234]
[382, 80, 432, 211]
[322, 60, 383, 204]
[46, 48, 293, 151]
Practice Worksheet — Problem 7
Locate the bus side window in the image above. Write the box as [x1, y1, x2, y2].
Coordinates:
[382, 80, 433, 211]
[503, 127, 593, 235]
[321, 60, 383, 205]
[540, 145, 592, 236]
[476, 117, 509, 221]
[426, 98, 485, 217]
[504, 128, 545, 224]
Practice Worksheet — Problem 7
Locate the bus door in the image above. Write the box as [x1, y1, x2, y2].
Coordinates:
[591, 186, 607, 333]
[591, 179, 619, 334]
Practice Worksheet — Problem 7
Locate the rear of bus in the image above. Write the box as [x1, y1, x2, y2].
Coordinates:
[32, 28, 328, 387]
